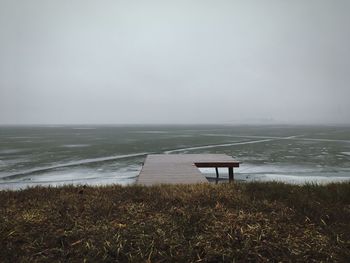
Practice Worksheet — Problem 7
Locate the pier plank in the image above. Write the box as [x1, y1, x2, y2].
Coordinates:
[137, 154, 239, 185]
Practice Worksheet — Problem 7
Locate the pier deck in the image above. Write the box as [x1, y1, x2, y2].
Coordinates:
[137, 154, 239, 185]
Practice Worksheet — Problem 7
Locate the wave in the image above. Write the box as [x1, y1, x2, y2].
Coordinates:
[164, 136, 300, 154]
[0, 152, 149, 180]
[201, 134, 350, 143]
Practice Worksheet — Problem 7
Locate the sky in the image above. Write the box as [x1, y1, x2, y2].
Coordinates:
[0, 0, 349, 125]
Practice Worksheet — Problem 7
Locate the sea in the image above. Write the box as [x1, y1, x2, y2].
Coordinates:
[1, 125, 350, 190]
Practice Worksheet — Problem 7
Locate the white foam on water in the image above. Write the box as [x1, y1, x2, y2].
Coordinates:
[164, 138, 274, 154]
[0, 157, 29, 168]
[61, 144, 90, 148]
[298, 138, 350, 143]
[0, 152, 149, 179]
[199, 163, 350, 185]
[248, 165, 312, 174]
[132, 131, 169, 134]
[201, 133, 236, 137]
[72, 127, 97, 130]
[8, 136, 39, 139]
[164, 135, 302, 154]
[0, 149, 24, 155]
[201, 163, 325, 175]
[199, 134, 350, 144]
[341, 152, 350, 156]
[0, 164, 142, 190]
[0, 177, 135, 190]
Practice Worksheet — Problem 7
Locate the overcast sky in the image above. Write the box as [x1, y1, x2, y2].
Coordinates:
[0, 0, 349, 125]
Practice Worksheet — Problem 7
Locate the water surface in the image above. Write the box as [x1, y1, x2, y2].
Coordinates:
[1, 125, 349, 189]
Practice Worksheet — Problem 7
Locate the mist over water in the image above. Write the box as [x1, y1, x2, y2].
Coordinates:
[0, 125, 349, 190]
[1, 1, 350, 126]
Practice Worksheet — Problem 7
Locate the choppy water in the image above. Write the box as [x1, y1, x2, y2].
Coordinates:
[0, 125, 350, 189]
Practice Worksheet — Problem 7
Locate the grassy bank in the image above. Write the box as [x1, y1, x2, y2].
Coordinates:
[1, 182, 349, 262]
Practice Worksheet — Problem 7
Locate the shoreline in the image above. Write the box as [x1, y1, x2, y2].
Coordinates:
[1, 169, 350, 191]
[1, 172, 350, 191]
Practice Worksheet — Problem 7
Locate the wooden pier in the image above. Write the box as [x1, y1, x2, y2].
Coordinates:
[137, 154, 239, 186]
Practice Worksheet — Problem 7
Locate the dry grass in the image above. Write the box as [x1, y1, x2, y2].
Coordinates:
[1, 182, 349, 262]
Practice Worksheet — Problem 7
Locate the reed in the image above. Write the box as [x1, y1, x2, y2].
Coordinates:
[1, 182, 349, 262]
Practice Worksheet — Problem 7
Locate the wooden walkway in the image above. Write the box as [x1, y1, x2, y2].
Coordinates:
[137, 154, 239, 185]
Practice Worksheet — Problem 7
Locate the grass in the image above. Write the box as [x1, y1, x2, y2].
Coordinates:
[0, 182, 349, 262]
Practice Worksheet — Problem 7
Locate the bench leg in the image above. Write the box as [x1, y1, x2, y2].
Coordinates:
[228, 167, 234, 182]
[215, 167, 219, 184]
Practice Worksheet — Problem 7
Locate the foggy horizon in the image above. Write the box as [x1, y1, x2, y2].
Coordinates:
[1, 0, 350, 125]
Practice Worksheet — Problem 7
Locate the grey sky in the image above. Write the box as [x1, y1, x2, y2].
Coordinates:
[0, 0, 349, 125]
